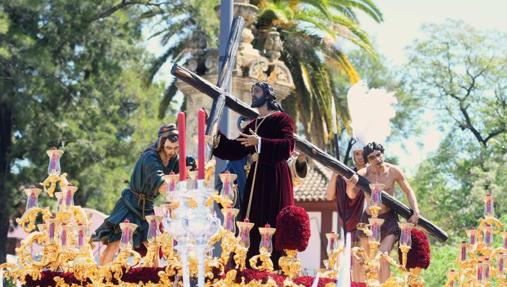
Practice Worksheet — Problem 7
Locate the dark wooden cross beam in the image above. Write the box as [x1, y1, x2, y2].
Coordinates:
[205, 16, 245, 160]
[171, 64, 449, 242]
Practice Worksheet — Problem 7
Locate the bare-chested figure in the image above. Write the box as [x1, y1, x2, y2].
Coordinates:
[344, 142, 420, 283]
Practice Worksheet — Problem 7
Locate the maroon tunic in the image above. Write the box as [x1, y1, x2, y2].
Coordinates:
[213, 112, 295, 266]
[335, 175, 364, 240]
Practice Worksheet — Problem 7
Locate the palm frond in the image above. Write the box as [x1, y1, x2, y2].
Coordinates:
[148, 40, 188, 84]
[158, 81, 179, 119]
[330, 0, 383, 23]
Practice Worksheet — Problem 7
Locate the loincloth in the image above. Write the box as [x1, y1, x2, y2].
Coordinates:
[359, 209, 400, 241]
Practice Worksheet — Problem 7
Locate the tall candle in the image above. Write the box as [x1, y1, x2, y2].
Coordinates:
[460, 241, 467, 262]
[178, 112, 187, 181]
[467, 229, 476, 245]
[485, 225, 493, 246]
[78, 226, 85, 247]
[499, 253, 505, 273]
[477, 261, 483, 281]
[197, 109, 206, 180]
[484, 193, 494, 217]
[61, 224, 67, 247]
[49, 221, 55, 240]
[483, 259, 490, 279]
[503, 231, 507, 249]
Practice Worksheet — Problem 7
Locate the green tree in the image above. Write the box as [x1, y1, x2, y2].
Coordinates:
[146, 0, 383, 146]
[0, 0, 166, 263]
[403, 20, 507, 148]
[400, 20, 507, 236]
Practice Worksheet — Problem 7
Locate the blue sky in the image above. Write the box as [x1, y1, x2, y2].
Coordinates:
[144, 0, 507, 174]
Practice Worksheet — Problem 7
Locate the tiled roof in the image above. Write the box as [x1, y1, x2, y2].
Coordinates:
[294, 161, 334, 202]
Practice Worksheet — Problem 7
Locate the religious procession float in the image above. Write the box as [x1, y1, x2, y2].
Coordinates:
[0, 110, 504, 287]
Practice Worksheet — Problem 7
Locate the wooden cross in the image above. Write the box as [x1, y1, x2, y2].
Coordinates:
[171, 63, 448, 242]
[205, 16, 245, 161]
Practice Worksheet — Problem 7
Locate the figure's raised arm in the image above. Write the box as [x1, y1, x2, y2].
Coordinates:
[395, 166, 420, 224]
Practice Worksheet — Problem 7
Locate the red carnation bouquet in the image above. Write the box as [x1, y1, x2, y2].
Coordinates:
[275, 205, 311, 252]
[398, 228, 431, 269]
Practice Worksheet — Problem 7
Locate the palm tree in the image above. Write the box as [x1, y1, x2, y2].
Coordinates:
[146, 0, 382, 146]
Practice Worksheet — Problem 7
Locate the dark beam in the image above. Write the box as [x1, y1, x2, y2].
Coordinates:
[171, 64, 448, 242]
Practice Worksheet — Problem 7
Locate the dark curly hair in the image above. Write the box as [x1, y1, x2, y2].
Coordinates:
[363, 142, 385, 163]
[252, 81, 284, 112]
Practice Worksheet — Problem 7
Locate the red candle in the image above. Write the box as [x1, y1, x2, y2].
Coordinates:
[197, 109, 206, 180]
[178, 112, 187, 181]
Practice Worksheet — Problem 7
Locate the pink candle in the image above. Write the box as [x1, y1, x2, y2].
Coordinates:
[28, 190, 37, 209]
[477, 261, 483, 281]
[499, 253, 504, 273]
[485, 225, 493, 246]
[61, 224, 67, 246]
[149, 219, 157, 239]
[503, 231, 507, 249]
[178, 112, 187, 181]
[460, 241, 467, 262]
[469, 229, 476, 245]
[50, 152, 58, 170]
[484, 193, 494, 217]
[169, 173, 177, 191]
[484, 259, 490, 279]
[197, 109, 206, 180]
[65, 188, 72, 206]
[49, 221, 55, 240]
[78, 227, 85, 247]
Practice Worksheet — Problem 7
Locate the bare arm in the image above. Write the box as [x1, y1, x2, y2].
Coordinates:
[326, 174, 338, 200]
[395, 167, 420, 223]
[158, 182, 168, 194]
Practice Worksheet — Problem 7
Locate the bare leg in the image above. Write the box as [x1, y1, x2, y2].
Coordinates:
[378, 234, 396, 283]
[99, 241, 120, 265]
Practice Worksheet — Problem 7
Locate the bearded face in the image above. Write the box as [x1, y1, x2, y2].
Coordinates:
[251, 85, 267, 108]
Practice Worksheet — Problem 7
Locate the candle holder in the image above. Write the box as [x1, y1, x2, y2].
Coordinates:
[369, 183, 384, 217]
[187, 170, 199, 190]
[119, 220, 137, 251]
[42, 148, 68, 198]
[467, 229, 477, 246]
[218, 171, 238, 208]
[110, 220, 141, 281]
[235, 220, 254, 270]
[250, 224, 276, 272]
[221, 207, 239, 234]
[445, 269, 457, 287]
[484, 193, 495, 218]
[47, 148, 64, 176]
[142, 215, 162, 267]
[24, 187, 41, 210]
[399, 223, 414, 269]
[62, 184, 77, 210]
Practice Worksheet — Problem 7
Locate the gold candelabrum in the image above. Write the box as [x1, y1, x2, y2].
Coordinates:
[350, 183, 421, 287]
[2, 146, 396, 287]
[444, 193, 506, 287]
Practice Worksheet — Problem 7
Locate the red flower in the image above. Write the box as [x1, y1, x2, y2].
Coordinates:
[398, 228, 431, 269]
[275, 205, 311, 252]
[237, 269, 285, 286]
[294, 276, 367, 287]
